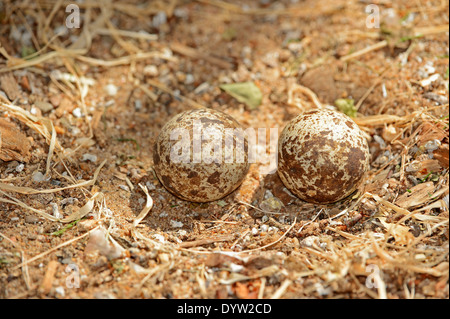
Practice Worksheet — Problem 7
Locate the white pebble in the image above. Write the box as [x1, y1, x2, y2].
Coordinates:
[153, 234, 165, 243]
[72, 108, 83, 118]
[134, 99, 142, 111]
[185, 74, 195, 85]
[104, 83, 118, 96]
[159, 211, 168, 217]
[251, 227, 259, 235]
[118, 185, 130, 192]
[229, 263, 244, 273]
[144, 65, 159, 77]
[152, 11, 167, 27]
[260, 224, 269, 232]
[55, 286, 65, 297]
[300, 235, 319, 248]
[170, 220, 183, 228]
[178, 229, 187, 237]
[145, 182, 156, 190]
[15, 163, 24, 173]
[32, 171, 46, 182]
[424, 139, 441, 152]
[81, 153, 97, 163]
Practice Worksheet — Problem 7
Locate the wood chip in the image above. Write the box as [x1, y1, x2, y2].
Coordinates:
[39, 260, 59, 295]
[395, 182, 435, 209]
[0, 72, 20, 101]
[433, 144, 449, 168]
[0, 118, 31, 162]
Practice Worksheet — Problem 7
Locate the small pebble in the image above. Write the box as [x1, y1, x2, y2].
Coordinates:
[55, 286, 65, 297]
[134, 99, 142, 111]
[104, 83, 118, 96]
[35, 101, 53, 113]
[153, 234, 165, 243]
[424, 139, 441, 152]
[60, 197, 78, 206]
[173, 7, 189, 18]
[300, 235, 320, 248]
[144, 65, 159, 77]
[32, 171, 46, 182]
[145, 181, 156, 190]
[118, 185, 130, 192]
[25, 215, 39, 224]
[81, 153, 97, 163]
[170, 220, 183, 228]
[15, 163, 24, 173]
[229, 263, 244, 273]
[72, 108, 83, 118]
[152, 11, 167, 28]
[159, 211, 168, 217]
[185, 74, 195, 85]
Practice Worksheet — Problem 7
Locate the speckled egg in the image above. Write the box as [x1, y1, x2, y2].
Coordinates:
[277, 109, 370, 204]
[153, 108, 249, 202]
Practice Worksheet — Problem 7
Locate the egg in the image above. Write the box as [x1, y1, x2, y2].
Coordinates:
[153, 108, 249, 202]
[277, 109, 370, 204]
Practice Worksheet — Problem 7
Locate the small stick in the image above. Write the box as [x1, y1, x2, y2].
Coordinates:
[341, 40, 388, 62]
[39, 260, 59, 295]
[270, 279, 292, 299]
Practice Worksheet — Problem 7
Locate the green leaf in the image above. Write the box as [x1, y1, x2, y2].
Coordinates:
[219, 82, 262, 110]
[216, 200, 227, 207]
[335, 98, 357, 118]
[50, 218, 82, 236]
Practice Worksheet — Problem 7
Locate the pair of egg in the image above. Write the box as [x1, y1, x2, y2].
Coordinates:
[153, 108, 370, 204]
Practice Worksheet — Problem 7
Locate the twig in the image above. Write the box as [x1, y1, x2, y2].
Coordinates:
[270, 279, 292, 299]
[341, 40, 388, 62]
